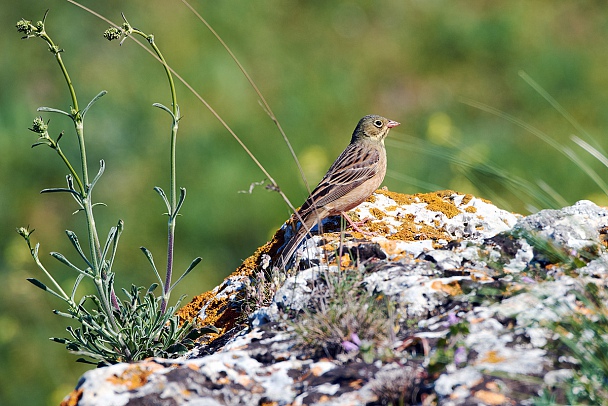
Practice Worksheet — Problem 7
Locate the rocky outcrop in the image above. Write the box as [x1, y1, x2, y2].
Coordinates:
[62, 189, 608, 406]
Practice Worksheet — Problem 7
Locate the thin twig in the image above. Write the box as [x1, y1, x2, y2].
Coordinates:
[179, 0, 311, 196]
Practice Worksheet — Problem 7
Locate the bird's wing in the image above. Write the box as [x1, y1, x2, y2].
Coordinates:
[299, 142, 382, 217]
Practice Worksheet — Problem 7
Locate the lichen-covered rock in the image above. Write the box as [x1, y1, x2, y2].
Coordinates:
[62, 190, 608, 406]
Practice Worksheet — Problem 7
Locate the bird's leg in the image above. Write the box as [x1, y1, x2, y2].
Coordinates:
[340, 211, 376, 236]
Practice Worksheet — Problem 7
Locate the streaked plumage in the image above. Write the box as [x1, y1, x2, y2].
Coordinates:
[277, 114, 400, 268]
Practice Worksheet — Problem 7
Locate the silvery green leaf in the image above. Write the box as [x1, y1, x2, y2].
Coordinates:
[71, 274, 85, 301]
[152, 102, 176, 121]
[65, 175, 84, 207]
[37, 106, 72, 118]
[76, 358, 98, 365]
[53, 310, 77, 319]
[153, 186, 171, 214]
[147, 283, 159, 294]
[40, 187, 81, 198]
[81, 90, 107, 119]
[27, 277, 47, 291]
[100, 226, 118, 266]
[105, 220, 123, 274]
[90, 160, 105, 191]
[174, 187, 186, 217]
[140, 246, 163, 286]
[169, 257, 201, 293]
[66, 230, 93, 269]
[26, 278, 64, 300]
[50, 251, 91, 276]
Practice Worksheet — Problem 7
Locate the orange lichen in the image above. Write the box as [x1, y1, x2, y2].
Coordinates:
[349, 379, 364, 389]
[465, 206, 477, 213]
[599, 226, 608, 247]
[478, 350, 506, 364]
[176, 291, 212, 325]
[431, 280, 463, 296]
[473, 390, 509, 405]
[60, 388, 83, 406]
[107, 362, 163, 390]
[177, 229, 283, 330]
[338, 254, 353, 269]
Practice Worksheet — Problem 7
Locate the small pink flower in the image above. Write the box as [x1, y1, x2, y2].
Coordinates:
[447, 313, 459, 325]
[454, 346, 467, 365]
[341, 340, 359, 352]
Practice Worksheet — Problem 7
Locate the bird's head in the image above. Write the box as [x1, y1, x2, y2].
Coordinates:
[352, 114, 400, 143]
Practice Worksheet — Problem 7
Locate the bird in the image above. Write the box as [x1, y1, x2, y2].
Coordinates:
[276, 114, 400, 269]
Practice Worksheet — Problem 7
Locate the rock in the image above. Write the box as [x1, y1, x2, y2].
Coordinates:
[62, 190, 608, 406]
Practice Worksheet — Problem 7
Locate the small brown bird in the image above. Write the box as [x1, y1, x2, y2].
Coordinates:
[277, 114, 400, 268]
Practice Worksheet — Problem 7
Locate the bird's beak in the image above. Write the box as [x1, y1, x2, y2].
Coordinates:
[387, 120, 400, 128]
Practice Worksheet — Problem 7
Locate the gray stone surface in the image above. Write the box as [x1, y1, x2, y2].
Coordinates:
[62, 191, 608, 406]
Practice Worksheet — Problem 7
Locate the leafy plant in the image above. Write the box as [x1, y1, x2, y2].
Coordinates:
[427, 317, 470, 377]
[538, 282, 608, 405]
[291, 270, 398, 362]
[241, 255, 291, 319]
[15, 12, 205, 365]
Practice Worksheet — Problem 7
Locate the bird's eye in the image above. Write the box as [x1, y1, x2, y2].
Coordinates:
[373, 120, 383, 128]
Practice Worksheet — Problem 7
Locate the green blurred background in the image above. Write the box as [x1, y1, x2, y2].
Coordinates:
[2, 1, 608, 404]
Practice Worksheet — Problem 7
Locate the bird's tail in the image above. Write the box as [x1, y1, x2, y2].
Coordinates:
[275, 214, 318, 270]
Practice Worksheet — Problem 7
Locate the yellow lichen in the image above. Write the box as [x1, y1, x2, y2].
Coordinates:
[417, 191, 460, 219]
[366, 221, 390, 235]
[461, 194, 474, 206]
[389, 220, 450, 243]
[368, 207, 386, 220]
[376, 189, 417, 205]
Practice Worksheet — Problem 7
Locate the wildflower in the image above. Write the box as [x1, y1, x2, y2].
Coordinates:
[447, 312, 459, 325]
[260, 254, 271, 270]
[16, 226, 34, 243]
[521, 276, 535, 284]
[103, 27, 122, 41]
[341, 340, 359, 352]
[16, 19, 35, 36]
[30, 116, 48, 134]
[341, 333, 362, 352]
[454, 346, 467, 365]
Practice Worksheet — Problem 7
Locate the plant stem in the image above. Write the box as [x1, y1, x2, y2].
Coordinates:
[132, 28, 180, 313]
[39, 23, 117, 327]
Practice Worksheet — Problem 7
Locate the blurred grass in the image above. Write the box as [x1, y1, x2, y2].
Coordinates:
[2, 1, 608, 404]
